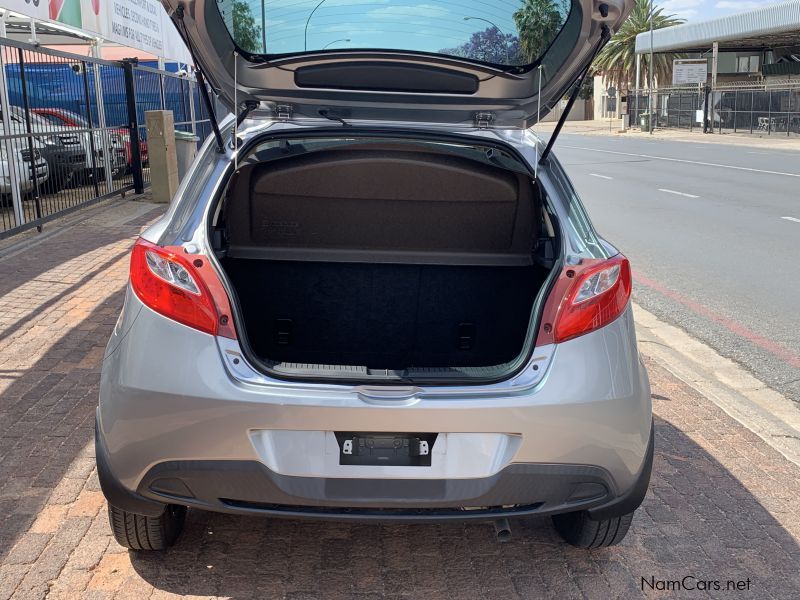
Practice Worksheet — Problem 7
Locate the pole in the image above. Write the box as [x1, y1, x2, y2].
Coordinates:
[91, 40, 114, 192]
[649, 0, 654, 135]
[711, 41, 719, 89]
[17, 48, 43, 230]
[304, 0, 328, 52]
[635, 53, 641, 128]
[81, 57, 101, 197]
[0, 36, 25, 227]
[122, 60, 145, 194]
[261, 2, 267, 52]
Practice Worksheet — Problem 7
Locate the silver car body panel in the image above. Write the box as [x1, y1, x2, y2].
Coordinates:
[99, 288, 650, 494]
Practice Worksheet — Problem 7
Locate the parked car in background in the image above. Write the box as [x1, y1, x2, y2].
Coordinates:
[6, 107, 88, 192]
[98, 0, 652, 552]
[0, 109, 51, 200]
[0, 143, 49, 201]
[32, 108, 146, 176]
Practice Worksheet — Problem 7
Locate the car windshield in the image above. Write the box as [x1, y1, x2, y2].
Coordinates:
[216, 0, 573, 67]
[24, 111, 58, 129]
[56, 111, 90, 127]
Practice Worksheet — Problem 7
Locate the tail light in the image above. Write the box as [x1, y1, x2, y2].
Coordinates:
[537, 254, 632, 345]
[130, 239, 236, 338]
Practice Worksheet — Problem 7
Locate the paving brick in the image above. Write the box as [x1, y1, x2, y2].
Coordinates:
[28, 505, 68, 535]
[4, 534, 51, 566]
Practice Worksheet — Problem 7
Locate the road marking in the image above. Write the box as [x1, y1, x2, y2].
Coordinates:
[562, 145, 800, 178]
[589, 173, 613, 180]
[658, 188, 699, 198]
[635, 272, 800, 370]
[781, 216, 800, 223]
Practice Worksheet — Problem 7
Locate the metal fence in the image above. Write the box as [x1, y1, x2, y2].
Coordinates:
[629, 82, 800, 137]
[629, 87, 704, 132]
[711, 86, 800, 136]
[0, 38, 212, 239]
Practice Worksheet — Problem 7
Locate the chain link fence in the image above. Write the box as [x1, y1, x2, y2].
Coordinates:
[0, 38, 213, 239]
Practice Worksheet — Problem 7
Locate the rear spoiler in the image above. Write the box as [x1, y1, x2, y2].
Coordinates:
[539, 25, 610, 165]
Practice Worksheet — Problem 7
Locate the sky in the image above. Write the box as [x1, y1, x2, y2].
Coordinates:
[660, 0, 787, 21]
[229, 0, 568, 56]
[226, 0, 790, 57]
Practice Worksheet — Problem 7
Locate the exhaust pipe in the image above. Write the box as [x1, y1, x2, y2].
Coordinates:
[493, 518, 512, 543]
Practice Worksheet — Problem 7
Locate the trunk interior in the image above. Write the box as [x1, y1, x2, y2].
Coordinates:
[215, 139, 553, 379]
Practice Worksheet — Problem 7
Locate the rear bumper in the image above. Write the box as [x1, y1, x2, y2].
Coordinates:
[96, 416, 653, 522]
[97, 289, 652, 521]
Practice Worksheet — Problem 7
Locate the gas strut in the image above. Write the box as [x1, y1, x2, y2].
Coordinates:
[539, 25, 611, 165]
[174, 4, 225, 154]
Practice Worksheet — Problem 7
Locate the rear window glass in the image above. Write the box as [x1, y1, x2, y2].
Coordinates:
[216, 0, 573, 67]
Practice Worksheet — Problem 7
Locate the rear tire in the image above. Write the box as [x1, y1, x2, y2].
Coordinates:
[108, 503, 186, 550]
[552, 509, 634, 548]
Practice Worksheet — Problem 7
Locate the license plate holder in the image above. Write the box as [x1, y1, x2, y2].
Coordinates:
[335, 432, 438, 467]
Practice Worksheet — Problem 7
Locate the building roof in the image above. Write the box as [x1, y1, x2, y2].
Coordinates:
[635, 0, 800, 54]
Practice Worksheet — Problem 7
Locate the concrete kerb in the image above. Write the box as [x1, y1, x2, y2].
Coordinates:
[534, 119, 800, 151]
[634, 303, 800, 467]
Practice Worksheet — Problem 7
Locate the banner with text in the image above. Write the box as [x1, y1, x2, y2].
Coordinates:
[1, 0, 191, 62]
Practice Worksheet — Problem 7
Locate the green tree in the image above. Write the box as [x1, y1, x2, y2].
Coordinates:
[513, 0, 565, 63]
[232, 1, 263, 53]
[593, 0, 685, 89]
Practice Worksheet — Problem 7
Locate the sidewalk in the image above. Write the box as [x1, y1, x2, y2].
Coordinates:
[0, 198, 799, 599]
[536, 119, 800, 151]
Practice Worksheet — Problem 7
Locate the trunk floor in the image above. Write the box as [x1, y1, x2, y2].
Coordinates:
[222, 259, 544, 370]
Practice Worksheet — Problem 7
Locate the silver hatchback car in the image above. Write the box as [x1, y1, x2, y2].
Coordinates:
[97, 0, 651, 551]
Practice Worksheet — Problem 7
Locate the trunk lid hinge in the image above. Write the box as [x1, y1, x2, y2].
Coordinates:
[475, 112, 494, 129]
[236, 100, 260, 127]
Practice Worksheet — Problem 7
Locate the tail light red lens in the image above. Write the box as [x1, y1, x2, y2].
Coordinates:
[130, 239, 236, 338]
[537, 254, 632, 345]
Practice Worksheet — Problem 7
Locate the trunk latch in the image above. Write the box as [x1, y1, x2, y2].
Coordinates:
[275, 104, 293, 121]
[475, 112, 494, 129]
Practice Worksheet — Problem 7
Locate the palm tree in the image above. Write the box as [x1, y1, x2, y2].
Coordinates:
[593, 0, 685, 89]
[513, 0, 565, 63]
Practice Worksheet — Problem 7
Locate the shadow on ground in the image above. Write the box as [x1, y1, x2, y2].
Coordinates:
[0, 206, 161, 561]
[129, 415, 800, 599]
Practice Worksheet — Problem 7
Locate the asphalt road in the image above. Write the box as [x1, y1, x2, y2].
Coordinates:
[551, 133, 800, 402]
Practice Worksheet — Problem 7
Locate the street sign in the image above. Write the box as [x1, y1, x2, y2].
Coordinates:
[607, 86, 617, 98]
[673, 59, 708, 85]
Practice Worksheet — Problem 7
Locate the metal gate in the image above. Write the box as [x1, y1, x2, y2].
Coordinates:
[629, 87, 704, 131]
[0, 38, 212, 239]
[629, 81, 800, 136]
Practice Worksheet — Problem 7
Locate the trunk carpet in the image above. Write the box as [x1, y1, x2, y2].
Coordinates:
[222, 259, 544, 370]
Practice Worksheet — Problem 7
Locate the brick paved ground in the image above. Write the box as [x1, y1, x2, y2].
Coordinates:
[0, 198, 798, 599]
